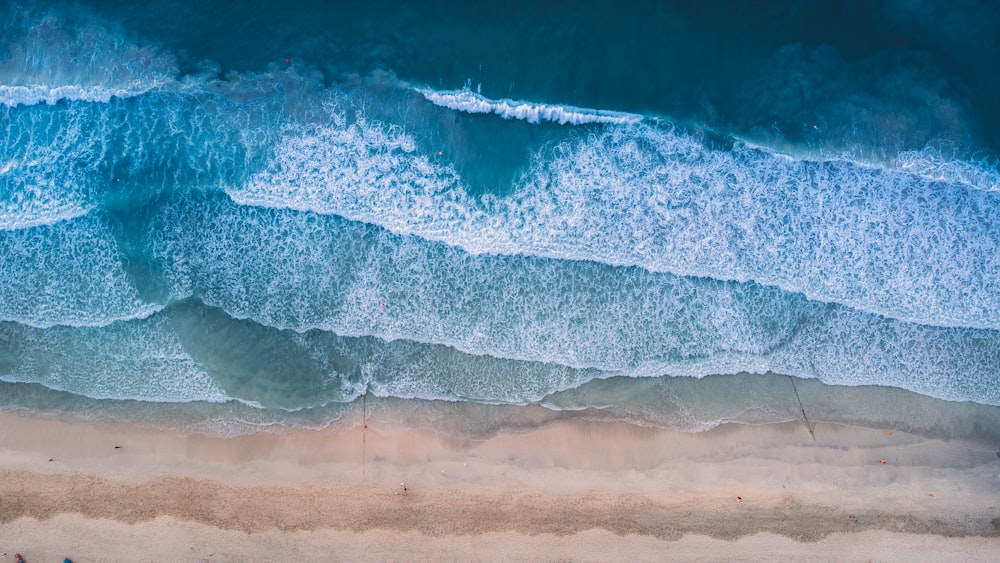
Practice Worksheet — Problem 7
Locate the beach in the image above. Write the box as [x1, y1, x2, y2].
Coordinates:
[2, 409, 999, 561]
[3, 1, 1000, 560]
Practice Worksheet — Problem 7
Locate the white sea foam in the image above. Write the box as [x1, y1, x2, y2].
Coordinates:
[0, 314, 230, 403]
[1, 4, 996, 410]
[155, 196, 794, 372]
[0, 8, 177, 107]
[151, 195, 1000, 406]
[0, 67, 295, 234]
[768, 307, 1000, 404]
[1, 100, 107, 230]
[229, 115, 1000, 331]
[895, 147, 1000, 192]
[417, 87, 644, 125]
[0, 198, 92, 230]
[0, 214, 162, 328]
[0, 82, 170, 107]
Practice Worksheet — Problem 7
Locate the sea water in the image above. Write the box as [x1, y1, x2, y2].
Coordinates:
[2, 0, 999, 439]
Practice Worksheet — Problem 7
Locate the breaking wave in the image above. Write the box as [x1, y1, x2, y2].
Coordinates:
[417, 86, 644, 125]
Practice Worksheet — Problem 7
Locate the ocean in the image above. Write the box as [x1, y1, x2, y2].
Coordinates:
[2, 0, 999, 440]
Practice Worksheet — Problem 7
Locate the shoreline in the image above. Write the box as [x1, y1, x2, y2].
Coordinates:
[2, 410, 999, 560]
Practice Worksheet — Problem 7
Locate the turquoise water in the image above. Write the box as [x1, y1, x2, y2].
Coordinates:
[2, 1, 999, 436]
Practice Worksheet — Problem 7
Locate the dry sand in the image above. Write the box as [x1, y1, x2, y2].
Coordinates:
[1, 410, 999, 561]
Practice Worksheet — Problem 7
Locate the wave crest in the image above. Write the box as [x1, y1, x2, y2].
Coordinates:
[417, 87, 644, 125]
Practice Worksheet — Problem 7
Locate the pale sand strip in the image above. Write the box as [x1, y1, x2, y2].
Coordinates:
[5, 515, 1000, 563]
[1, 410, 999, 561]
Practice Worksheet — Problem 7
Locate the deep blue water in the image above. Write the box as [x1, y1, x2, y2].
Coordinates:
[1, 0, 999, 436]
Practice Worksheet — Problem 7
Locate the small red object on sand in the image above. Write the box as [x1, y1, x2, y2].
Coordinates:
[879, 459, 887, 465]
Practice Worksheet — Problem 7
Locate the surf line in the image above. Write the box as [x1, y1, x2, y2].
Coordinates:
[789, 375, 816, 441]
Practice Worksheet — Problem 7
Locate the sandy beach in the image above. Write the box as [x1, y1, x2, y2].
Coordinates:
[1, 408, 999, 562]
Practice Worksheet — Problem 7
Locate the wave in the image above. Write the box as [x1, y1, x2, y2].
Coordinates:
[230, 114, 1000, 331]
[0, 299, 604, 407]
[152, 193, 795, 372]
[143, 194, 1000, 405]
[0, 82, 171, 107]
[0, 198, 92, 231]
[3, 7, 993, 331]
[0, 312, 230, 403]
[2, 285, 998, 408]
[895, 147, 1000, 193]
[4, 50, 996, 335]
[0, 213, 164, 328]
[1, 99, 107, 231]
[0, 66, 308, 235]
[417, 86, 644, 125]
[0, 8, 996, 411]
[0, 5, 177, 107]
